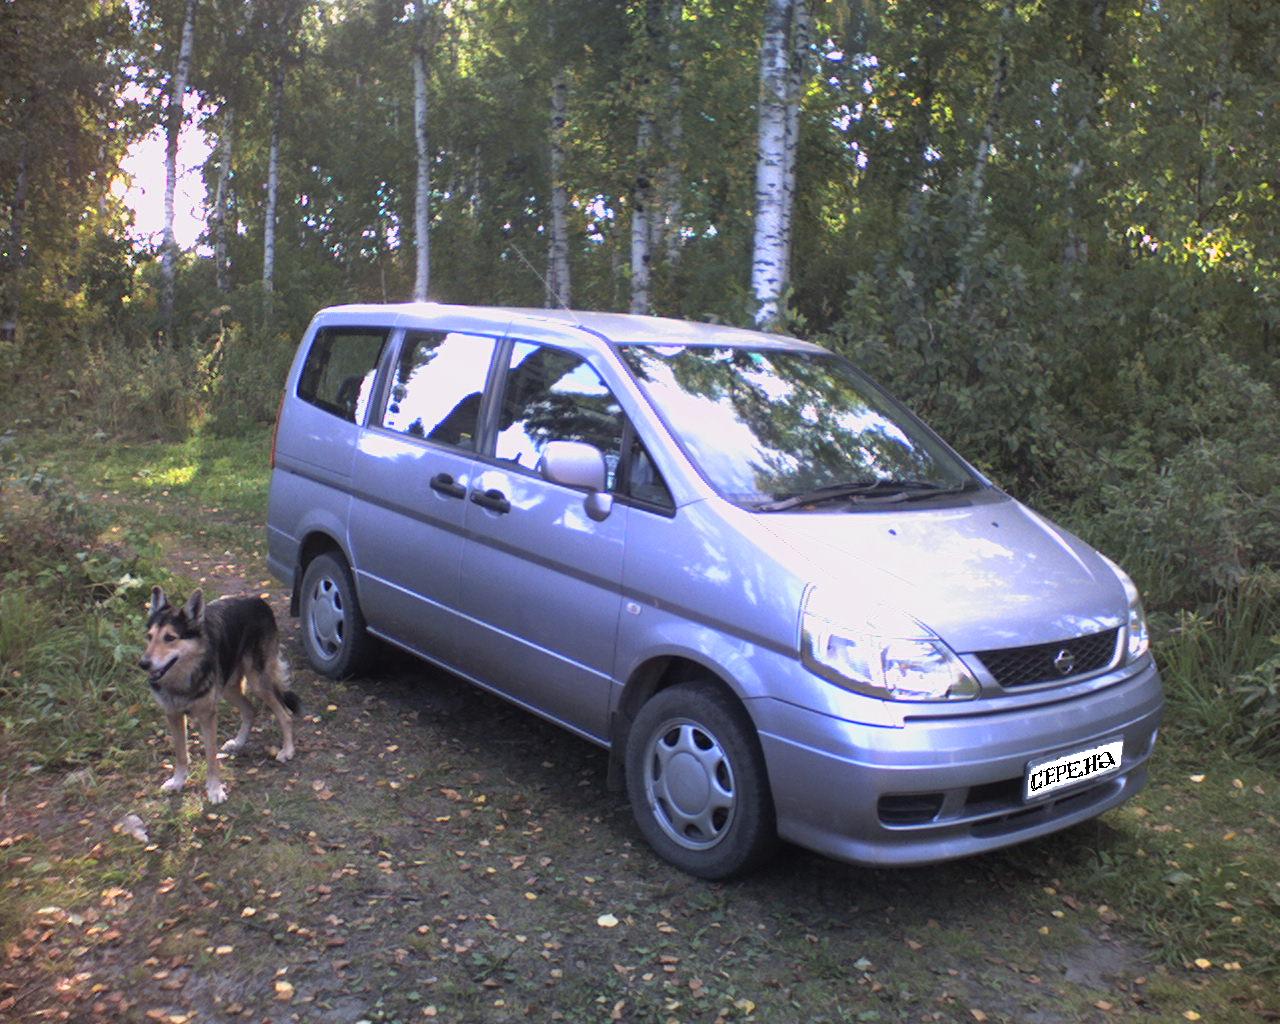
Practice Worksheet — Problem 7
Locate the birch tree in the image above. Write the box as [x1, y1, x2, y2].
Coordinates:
[211, 104, 234, 293]
[261, 62, 282, 302]
[658, 0, 685, 268]
[751, 0, 797, 328]
[161, 0, 198, 333]
[547, 70, 571, 308]
[957, 0, 1015, 301]
[629, 0, 664, 315]
[777, 0, 811, 301]
[411, 0, 435, 302]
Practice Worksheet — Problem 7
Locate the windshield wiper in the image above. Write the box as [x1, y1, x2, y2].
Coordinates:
[755, 479, 967, 512]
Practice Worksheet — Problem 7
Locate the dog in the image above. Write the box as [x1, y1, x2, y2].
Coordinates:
[139, 587, 300, 803]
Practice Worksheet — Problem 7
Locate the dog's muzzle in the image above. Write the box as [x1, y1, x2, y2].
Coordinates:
[141, 655, 178, 686]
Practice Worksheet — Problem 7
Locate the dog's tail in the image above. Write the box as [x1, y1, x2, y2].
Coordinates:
[273, 652, 301, 715]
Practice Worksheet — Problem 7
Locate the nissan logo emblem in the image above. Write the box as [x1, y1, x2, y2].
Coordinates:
[1053, 649, 1076, 676]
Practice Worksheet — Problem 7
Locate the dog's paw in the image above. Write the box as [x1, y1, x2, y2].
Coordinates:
[206, 780, 228, 804]
[221, 737, 246, 753]
[275, 746, 295, 764]
[160, 773, 187, 794]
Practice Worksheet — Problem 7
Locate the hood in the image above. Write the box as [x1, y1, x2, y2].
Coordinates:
[752, 496, 1125, 653]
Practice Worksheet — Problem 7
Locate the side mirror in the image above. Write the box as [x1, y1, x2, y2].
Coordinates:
[539, 440, 614, 522]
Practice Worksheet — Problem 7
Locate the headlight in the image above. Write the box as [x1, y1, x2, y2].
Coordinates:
[1100, 555, 1150, 663]
[1100, 555, 1152, 660]
[800, 588, 979, 701]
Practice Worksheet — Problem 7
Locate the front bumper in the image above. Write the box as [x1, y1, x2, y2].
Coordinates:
[752, 658, 1163, 867]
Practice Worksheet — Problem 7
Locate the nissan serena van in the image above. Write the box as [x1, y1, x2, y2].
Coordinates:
[266, 303, 1163, 879]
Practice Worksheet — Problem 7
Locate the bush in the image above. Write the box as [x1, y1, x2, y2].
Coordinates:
[1154, 572, 1280, 760]
[202, 322, 297, 435]
[1064, 348, 1280, 611]
[0, 452, 170, 779]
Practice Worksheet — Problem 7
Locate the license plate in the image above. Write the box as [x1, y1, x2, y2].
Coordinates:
[1024, 738, 1124, 802]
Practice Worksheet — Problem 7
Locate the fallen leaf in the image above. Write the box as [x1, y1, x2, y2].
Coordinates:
[597, 913, 619, 928]
[274, 980, 294, 1002]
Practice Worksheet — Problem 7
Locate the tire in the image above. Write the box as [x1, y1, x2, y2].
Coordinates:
[299, 552, 372, 679]
[625, 680, 777, 879]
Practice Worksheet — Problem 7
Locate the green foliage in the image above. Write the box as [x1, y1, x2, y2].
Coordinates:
[1154, 573, 1280, 760]
[0, 452, 171, 779]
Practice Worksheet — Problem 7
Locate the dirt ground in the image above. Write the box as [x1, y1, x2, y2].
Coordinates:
[0, 537, 1252, 1024]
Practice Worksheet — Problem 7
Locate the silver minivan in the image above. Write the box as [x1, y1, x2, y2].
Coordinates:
[267, 303, 1163, 878]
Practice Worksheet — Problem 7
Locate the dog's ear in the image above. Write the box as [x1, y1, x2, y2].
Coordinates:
[149, 586, 169, 619]
[183, 589, 206, 629]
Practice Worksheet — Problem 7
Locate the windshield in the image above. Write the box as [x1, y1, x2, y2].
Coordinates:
[620, 344, 979, 509]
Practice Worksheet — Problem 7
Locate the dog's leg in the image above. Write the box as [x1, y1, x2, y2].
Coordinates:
[221, 676, 254, 754]
[259, 652, 296, 763]
[161, 712, 189, 793]
[196, 708, 228, 804]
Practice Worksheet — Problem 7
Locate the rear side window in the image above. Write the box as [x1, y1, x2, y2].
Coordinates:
[381, 331, 498, 450]
[297, 327, 388, 424]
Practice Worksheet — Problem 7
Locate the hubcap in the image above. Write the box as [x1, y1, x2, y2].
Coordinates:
[307, 575, 345, 659]
[643, 718, 736, 851]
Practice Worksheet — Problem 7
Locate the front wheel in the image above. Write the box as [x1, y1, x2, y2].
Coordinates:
[299, 552, 372, 678]
[625, 681, 777, 879]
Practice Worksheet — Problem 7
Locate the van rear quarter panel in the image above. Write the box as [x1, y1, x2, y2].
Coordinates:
[267, 328, 366, 589]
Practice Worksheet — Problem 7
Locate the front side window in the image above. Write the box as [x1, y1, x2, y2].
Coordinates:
[297, 327, 388, 424]
[620, 345, 978, 509]
[495, 342, 625, 486]
[381, 331, 498, 450]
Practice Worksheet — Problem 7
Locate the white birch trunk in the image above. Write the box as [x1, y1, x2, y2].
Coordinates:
[629, 0, 662, 315]
[161, 0, 198, 330]
[412, 1, 431, 302]
[659, 0, 684, 266]
[262, 64, 283, 300]
[630, 109, 654, 314]
[212, 103, 234, 294]
[751, 0, 794, 328]
[958, 0, 1014, 298]
[778, 0, 810, 297]
[547, 70, 571, 308]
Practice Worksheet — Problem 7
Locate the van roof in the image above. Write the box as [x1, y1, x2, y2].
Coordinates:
[316, 302, 825, 352]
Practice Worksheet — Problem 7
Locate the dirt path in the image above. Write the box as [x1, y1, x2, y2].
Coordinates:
[0, 535, 1195, 1024]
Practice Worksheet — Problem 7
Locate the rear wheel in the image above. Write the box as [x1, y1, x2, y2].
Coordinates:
[625, 680, 777, 879]
[299, 552, 372, 678]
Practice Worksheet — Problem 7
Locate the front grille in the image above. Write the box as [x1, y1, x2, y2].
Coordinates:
[976, 628, 1120, 688]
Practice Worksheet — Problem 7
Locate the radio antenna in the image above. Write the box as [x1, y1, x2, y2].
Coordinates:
[506, 241, 571, 313]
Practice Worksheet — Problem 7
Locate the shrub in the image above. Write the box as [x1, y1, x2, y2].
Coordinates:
[0, 453, 170, 779]
[1154, 572, 1280, 760]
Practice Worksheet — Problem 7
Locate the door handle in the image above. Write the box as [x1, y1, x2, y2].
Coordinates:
[470, 488, 511, 514]
[429, 473, 467, 499]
